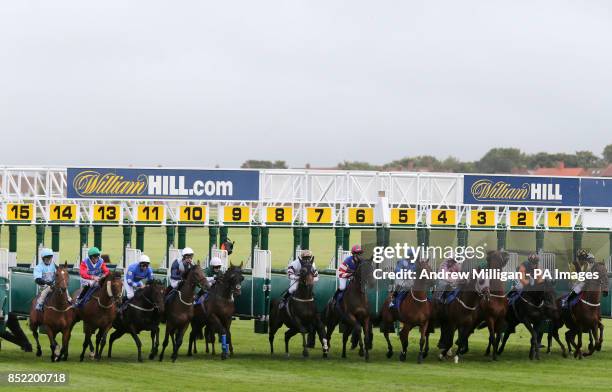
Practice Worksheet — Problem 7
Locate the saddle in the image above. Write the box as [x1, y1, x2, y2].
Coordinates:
[562, 292, 583, 309]
[75, 286, 99, 309]
[390, 290, 408, 310]
[443, 288, 460, 305]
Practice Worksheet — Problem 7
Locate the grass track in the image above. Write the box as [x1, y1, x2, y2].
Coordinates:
[0, 319, 610, 391]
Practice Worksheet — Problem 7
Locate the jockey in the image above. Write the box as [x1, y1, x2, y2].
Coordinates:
[333, 244, 364, 301]
[433, 257, 461, 302]
[562, 249, 595, 308]
[124, 254, 154, 299]
[205, 257, 224, 287]
[75, 247, 110, 305]
[282, 249, 319, 303]
[34, 248, 71, 310]
[389, 249, 417, 308]
[515, 253, 542, 291]
[170, 247, 194, 289]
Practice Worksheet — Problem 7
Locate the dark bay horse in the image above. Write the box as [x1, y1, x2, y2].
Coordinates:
[188, 263, 244, 359]
[72, 271, 123, 361]
[269, 260, 329, 358]
[380, 259, 435, 363]
[108, 280, 166, 362]
[560, 262, 608, 359]
[323, 258, 375, 361]
[497, 280, 552, 360]
[436, 273, 482, 363]
[159, 263, 208, 362]
[28, 263, 75, 361]
[480, 250, 509, 361]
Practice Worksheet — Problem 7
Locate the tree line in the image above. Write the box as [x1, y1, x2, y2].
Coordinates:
[241, 145, 612, 174]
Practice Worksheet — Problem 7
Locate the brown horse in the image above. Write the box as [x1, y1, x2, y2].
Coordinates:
[188, 263, 244, 359]
[159, 263, 208, 362]
[72, 271, 123, 361]
[268, 260, 329, 359]
[380, 259, 435, 363]
[323, 258, 375, 361]
[436, 271, 482, 363]
[29, 262, 75, 361]
[561, 262, 609, 359]
[480, 250, 509, 361]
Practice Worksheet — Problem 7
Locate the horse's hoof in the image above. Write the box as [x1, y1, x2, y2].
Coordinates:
[417, 354, 423, 364]
[386, 350, 393, 359]
[187, 352, 192, 357]
[438, 353, 444, 361]
[148, 353, 155, 360]
[358, 348, 364, 357]
[302, 350, 309, 358]
[322, 353, 328, 359]
[399, 352, 406, 362]
[89, 351, 95, 359]
[285, 353, 290, 359]
[221, 353, 227, 360]
[79, 356, 84, 362]
[138, 357, 144, 363]
[36, 350, 42, 357]
[562, 352, 568, 358]
[454, 355, 459, 364]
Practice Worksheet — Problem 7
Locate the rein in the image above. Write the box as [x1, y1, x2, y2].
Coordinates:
[519, 294, 544, 308]
[457, 297, 478, 311]
[580, 298, 601, 307]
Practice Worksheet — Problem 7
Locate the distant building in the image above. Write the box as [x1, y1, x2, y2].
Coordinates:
[529, 161, 589, 177]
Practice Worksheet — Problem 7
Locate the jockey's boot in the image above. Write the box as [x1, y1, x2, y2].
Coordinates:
[76, 286, 89, 306]
[389, 289, 398, 308]
[562, 291, 576, 309]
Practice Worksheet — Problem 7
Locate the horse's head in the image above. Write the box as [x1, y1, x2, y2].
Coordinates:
[355, 257, 375, 290]
[298, 259, 316, 287]
[146, 279, 166, 313]
[225, 262, 244, 296]
[54, 262, 70, 293]
[588, 262, 609, 296]
[102, 271, 123, 303]
[487, 250, 508, 270]
[187, 262, 209, 290]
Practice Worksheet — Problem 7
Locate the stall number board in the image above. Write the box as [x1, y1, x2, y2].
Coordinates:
[5, 203, 34, 221]
[470, 210, 495, 227]
[266, 207, 293, 224]
[390, 208, 416, 225]
[547, 211, 572, 228]
[347, 207, 374, 225]
[223, 206, 250, 223]
[49, 204, 77, 222]
[136, 205, 165, 222]
[179, 206, 207, 223]
[430, 209, 456, 226]
[305, 207, 333, 224]
[92, 205, 121, 222]
[509, 211, 535, 228]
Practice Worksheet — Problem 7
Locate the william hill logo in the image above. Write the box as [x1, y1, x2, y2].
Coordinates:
[73, 171, 147, 197]
[470, 179, 562, 202]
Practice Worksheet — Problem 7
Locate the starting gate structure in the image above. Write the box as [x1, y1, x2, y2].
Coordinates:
[1, 165, 612, 334]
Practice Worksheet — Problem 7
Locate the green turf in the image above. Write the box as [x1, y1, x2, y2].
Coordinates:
[0, 319, 610, 391]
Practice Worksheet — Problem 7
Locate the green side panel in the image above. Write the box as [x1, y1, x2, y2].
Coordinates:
[313, 273, 336, 312]
[603, 275, 612, 317]
[10, 270, 38, 315]
[0, 276, 9, 333]
[251, 277, 266, 316]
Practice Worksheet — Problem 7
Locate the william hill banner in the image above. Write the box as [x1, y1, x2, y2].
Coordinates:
[67, 168, 260, 200]
[463, 175, 580, 206]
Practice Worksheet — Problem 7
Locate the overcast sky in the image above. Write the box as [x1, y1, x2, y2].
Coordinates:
[1, 1, 611, 168]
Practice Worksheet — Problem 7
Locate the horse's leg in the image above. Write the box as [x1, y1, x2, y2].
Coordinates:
[149, 327, 159, 360]
[417, 322, 428, 364]
[284, 328, 299, 358]
[80, 327, 92, 362]
[383, 328, 394, 359]
[597, 320, 604, 351]
[159, 325, 172, 362]
[362, 317, 371, 361]
[341, 327, 350, 359]
[523, 321, 538, 360]
[129, 328, 144, 362]
[171, 324, 188, 362]
[61, 327, 72, 361]
[46, 329, 58, 362]
[205, 325, 210, 354]
[30, 322, 42, 357]
[227, 320, 234, 356]
[398, 324, 410, 362]
[314, 314, 329, 358]
[584, 325, 599, 357]
[550, 325, 567, 358]
[486, 319, 495, 360]
[108, 328, 125, 358]
[498, 325, 513, 356]
[575, 329, 583, 359]
[423, 330, 430, 359]
[96, 326, 112, 360]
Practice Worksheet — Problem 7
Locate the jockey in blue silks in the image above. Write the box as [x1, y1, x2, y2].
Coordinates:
[34, 248, 72, 310]
[389, 249, 417, 308]
[124, 254, 154, 300]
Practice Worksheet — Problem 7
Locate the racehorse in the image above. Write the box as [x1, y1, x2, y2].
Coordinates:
[436, 270, 482, 363]
[28, 262, 75, 362]
[497, 279, 552, 360]
[72, 271, 123, 361]
[187, 263, 244, 359]
[560, 262, 608, 359]
[380, 259, 435, 363]
[159, 262, 208, 362]
[108, 279, 166, 362]
[481, 250, 509, 361]
[323, 258, 375, 361]
[269, 260, 329, 358]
